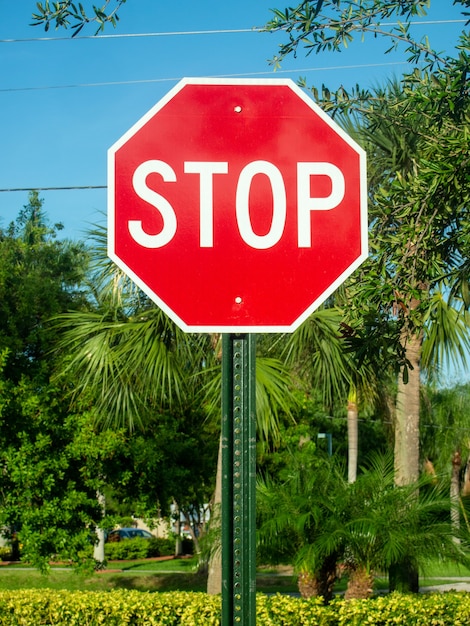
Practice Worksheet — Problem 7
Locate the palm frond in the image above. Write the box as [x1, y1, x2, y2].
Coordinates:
[283, 307, 351, 406]
[201, 353, 297, 444]
[52, 308, 197, 429]
[421, 291, 470, 381]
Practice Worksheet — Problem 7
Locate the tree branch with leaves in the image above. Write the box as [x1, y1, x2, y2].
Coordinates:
[31, 1, 128, 36]
[265, 0, 468, 71]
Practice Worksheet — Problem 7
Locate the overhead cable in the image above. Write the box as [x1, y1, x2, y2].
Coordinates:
[0, 61, 407, 93]
[0, 185, 106, 193]
[0, 20, 466, 44]
[2, 27, 262, 43]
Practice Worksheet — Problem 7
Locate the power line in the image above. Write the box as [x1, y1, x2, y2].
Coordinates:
[2, 27, 262, 43]
[0, 20, 466, 44]
[0, 185, 106, 193]
[0, 61, 408, 93]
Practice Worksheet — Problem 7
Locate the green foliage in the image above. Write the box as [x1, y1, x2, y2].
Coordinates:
[104, 537, 149, 561]
[265, 1, 460, 70]
[51, 224, 220, 547]
[0, 589, 220, 625]
[283, 307, 351, 408]
[325, 455, 470, 577]
[0, 200, 209, 571]
[148, 536, 176, 557]
[0, 547, 13, 562]
[0, 400, 108, 571]
[54, 308, 207, 430]
[420, 383, 470, 473]
[258, 450, 470, 598]
[31, 1, 128, 36]
[264, 2, 470, 386]
[0, 200, 107, 571]
[2, 589, 470, 624]
[335, 70, 470, 377]
[104, 536, 178, 560]
[258, 442, 343, 601]
[0, 192, 88, 381]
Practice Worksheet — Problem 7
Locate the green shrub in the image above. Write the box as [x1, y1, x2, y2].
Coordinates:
[0, 547, 12, 562]
[0, 589, 220, 625]
[148, 536, 176, 557]
[104, 537, 149, 561]
[104, 536, 178, 560]
[1, 590, 470, 625]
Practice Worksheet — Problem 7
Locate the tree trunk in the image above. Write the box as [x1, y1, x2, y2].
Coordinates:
[393, 325, 422, 592]
[173, 501, 182, 557]
[93, 490, 106, 565]
[394, 330, 422, 486]
[347, 387, 358, 483]
[389, 558, 419, 593]
[451, 449, 461, 542]
[297, 553, 338, 603]
[345, 567, 374, 600]
[298, 571, 320, 599]
[181, 509, 201, 555]
[206, 436, 222, 595]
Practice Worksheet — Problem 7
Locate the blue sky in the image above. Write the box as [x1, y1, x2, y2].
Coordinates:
[0, 2, 466, 239]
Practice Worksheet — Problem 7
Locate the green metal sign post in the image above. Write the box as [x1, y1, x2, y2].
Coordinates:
[221, 333, 257, 625]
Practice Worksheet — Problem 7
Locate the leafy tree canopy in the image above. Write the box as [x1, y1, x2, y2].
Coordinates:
[0, 192, 88, 381]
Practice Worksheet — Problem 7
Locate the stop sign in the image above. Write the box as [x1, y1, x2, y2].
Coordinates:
[108, 78, 367, 332]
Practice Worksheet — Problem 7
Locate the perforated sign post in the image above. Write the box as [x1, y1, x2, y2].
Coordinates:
[108, 78, 367, 625]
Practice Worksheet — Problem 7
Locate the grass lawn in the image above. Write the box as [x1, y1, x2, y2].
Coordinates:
[420, 560, 470, 579]
[0, 558, 467, 595]
[115, 557, 199, 573]
[0, 558, 299, 594]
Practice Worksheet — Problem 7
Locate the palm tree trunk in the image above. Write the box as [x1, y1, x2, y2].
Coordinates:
[347, 386, 358, 483]
[93, 490, 106, 565]
[298, 571, 320, 598]
[451, 449, 461, 542]
[207, 335, 223, 594]
[297, 553, 338, 603]
[206, 437, 222, 595]
[345, 567, 374, 600]
[394, 330, 422, 486]
[392, 325, 422, 593]
[389, 558, 419, 593]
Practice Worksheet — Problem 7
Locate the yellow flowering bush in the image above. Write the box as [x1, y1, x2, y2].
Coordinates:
[0, 590, 470, 624]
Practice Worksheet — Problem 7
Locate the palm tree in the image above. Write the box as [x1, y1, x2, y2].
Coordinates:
[258, 450, 470, 601]
[257, 442, 344, 602]
[337, 77, 470, 489]
[333, 78, 470, 590]
[336, 455, 470, 599]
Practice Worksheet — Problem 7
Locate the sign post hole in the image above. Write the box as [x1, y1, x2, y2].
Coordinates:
[221, 333, 257, 625]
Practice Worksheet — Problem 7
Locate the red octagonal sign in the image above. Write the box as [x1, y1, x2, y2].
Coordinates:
[108, 78, 367, 332]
